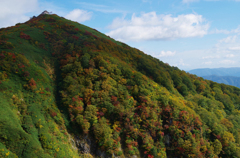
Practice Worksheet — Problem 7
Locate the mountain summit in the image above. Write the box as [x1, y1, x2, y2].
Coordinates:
[0, 13, 240, 158]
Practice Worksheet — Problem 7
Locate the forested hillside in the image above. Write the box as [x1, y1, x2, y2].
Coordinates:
[1, 13, 240, 158]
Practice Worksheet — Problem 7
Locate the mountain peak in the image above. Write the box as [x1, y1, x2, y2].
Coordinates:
[41, 10, 52, 15]
[1, 13, 240, 158]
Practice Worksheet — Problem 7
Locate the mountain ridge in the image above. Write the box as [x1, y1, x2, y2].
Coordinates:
[0, 13, 240, 158]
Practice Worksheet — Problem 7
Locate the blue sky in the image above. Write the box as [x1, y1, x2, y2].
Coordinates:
[0, 0, 240, 70]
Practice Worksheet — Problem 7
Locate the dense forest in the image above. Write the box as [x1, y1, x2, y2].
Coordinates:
[1, 13, 240, 158]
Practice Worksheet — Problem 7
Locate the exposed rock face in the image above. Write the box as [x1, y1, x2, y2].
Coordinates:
[73, 135, 126, 158]
[164, 134, 171, 147]
[74, 135, 93, 154]
[41, 10, 50, 15]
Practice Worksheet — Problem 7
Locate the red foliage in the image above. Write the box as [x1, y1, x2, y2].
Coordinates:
[132, 141, 138, 147]
[60, 59, 68, 66]
[93, 35, 98, 39]
[45, 87, 50, 92]
[45, 18, 56, 22]
[177, 147, 185, 153]
[181, 131, 185, 137]
[126, 85, 131, 89]
[164, 105, 171, 113]
[148, 155, 154, 158]
[164, 124, 169, 129]
[72, 35, 79, 40]
[194, 116, 202, 127]
[51, 111, 57, 117]
[111, 96, 119, 106]
[0, 53, 5, 59]
[78, 97, 83, 101]
[20, 32, 31, 40]
[99, 111, 104, 116]
[12, 54, 16, 60]
[29, 78, 36, 86]
[84, 31, 93, 36]
[216, 135, 221, 139]
[111, 96, 117, 102]
[18, 64, 25, 68]
[160, 131, 164, 137]
[74, 106, 83, 114]
[72, 97, 76, 102]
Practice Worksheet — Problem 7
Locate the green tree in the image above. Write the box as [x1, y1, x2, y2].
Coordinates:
[213, 139, 222, 155]
[84, 105, 98, 124]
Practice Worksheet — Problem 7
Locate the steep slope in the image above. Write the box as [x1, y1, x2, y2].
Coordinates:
[202, 75, 240, 88]
[1, 13, 240, 158]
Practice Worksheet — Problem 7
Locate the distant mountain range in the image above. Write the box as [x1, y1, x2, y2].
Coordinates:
[188, 67, 240, 88]
[188, 67, 240, 77]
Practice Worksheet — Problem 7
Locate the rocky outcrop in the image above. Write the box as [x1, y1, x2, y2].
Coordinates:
[72, 135, 127, 158]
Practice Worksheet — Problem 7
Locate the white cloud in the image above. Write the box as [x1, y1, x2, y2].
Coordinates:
[77, 2, 127, 14]
[142, 0, 152, 3]
[183, 0, 220, 3]
[228, 46, 240, 50]
[0, 0, 38, 28]
[219, 35, 237, 43]
[202, 55, 220, 59]
[107, 12, 209, 41]
[178, 59, 190, 66]
[65, 9, 92, 23]
[157, 51, 176, 57]
[213, 25, 240, 34]
[225, 54, 235, 58]
[203, 61, 212, 65]
[219, 60, 236, 64]
[182, 0, 199, 3]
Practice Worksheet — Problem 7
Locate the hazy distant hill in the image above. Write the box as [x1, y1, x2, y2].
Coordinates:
[188, 67, 240, 77]
[202, 75, 240, 88]
[188, 68, 240, 88]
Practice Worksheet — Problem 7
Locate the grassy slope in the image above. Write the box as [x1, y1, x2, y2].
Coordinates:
[0, 15, 80, 158]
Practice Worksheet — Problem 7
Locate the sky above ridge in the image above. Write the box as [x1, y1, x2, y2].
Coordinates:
[0, 0, 240, 70]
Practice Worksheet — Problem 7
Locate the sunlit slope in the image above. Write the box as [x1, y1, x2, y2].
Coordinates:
[0, 13, 240, 158]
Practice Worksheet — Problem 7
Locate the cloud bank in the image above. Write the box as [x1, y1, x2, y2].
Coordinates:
[157, 51, 176, 57]
[182, 0, 199, 3]
[107, 12, 209, 41]
[0, 0, 38, 28]
[65, 9, 92, 23]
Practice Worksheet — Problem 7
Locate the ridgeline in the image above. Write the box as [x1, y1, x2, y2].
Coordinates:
[1, 13, 240, 158]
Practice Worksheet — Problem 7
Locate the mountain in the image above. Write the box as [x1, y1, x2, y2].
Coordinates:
[1, 12, 240, 158]
[202, 75, 240, 88]
[188, 68, 240, 88]
[188, 67, 240, 77]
